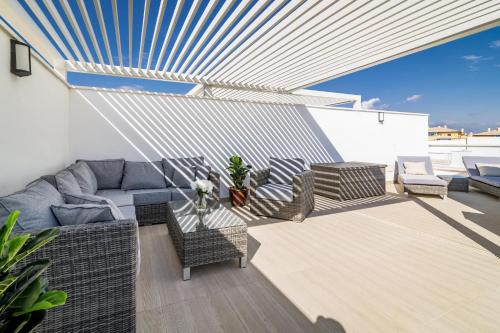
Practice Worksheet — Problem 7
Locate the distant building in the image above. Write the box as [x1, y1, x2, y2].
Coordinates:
[428, 125, 465, 140]
[473, 128, 500, 137]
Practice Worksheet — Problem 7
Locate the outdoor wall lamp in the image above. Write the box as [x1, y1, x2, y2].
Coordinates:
[10, 39, 31, 77]
[378, 111, 385, 124]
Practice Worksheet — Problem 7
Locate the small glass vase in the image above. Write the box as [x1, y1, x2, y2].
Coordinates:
[195, 194, 207, 213]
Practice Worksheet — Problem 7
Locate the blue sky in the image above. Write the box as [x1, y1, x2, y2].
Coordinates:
[22, 0, 497, 133]
[311, 27, 500, 133]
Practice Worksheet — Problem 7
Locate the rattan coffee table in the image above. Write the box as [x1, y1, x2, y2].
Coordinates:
[166, 200, 247, 280]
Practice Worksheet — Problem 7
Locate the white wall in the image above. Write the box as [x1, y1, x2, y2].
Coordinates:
[0, 28, 70, 195]
[69, 88, 428, 197]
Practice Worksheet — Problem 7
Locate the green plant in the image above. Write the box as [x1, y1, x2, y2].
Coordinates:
[0, 211, 67, 333]
[227, 155, 252, 191]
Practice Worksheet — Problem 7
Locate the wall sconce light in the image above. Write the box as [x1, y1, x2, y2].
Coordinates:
[378, 111, 385, 124]
[10, 39, 31, 77]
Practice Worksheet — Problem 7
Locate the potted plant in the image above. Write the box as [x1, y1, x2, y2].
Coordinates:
[227, 155, 252, 207]
[0, 211, 67, 333]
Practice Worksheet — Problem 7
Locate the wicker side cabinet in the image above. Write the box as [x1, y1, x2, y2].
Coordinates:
[311, 162, 386, 201]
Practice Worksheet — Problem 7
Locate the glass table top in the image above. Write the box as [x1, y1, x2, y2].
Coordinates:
[168, 200, 246, 233]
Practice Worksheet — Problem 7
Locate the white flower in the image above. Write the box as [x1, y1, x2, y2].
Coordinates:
[191, 180, 213, 194]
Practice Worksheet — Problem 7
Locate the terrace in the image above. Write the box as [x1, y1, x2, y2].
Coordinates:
[0, 1, 499, 332]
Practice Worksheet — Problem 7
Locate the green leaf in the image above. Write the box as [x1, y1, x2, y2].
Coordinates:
[0, 273, 17, 297]
[0, 211, 20, 253]
[0, 235, 30, 272]
[13, 290, 66, 316]
[4, 228, 59, 271]
[9, 277, 41, 313]
[0, 260, 49, 315]
[0, 310, 47, 333]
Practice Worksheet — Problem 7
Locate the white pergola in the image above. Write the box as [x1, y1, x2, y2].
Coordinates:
[1, 0, 499, 94]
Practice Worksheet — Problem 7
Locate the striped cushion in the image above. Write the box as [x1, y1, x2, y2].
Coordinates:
[268, 158, 305, 185]
[256, 184, 293, 202]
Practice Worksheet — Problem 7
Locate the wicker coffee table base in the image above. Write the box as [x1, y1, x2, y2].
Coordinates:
[166, 203, 247, 281]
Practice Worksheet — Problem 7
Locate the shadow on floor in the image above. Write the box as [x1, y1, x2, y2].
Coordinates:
[412, 192, 500, 258]
[137, 225, 346, 333]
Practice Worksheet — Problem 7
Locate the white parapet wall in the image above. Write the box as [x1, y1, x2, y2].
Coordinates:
[69, 88, 428, 197]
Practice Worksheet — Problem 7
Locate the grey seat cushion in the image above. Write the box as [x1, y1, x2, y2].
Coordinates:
[256, 183, 294, 202]
[398, 174, 447, 186]
[268, 157, 305, 185]
[55, 169, 83, 194]
[0, 179, 64, 231]
[171, 188, 197, 201]
[121, 161, 167, 190]
[68, 161, 98, 194]
[163, 157, 204, 186]
[119, 205, 136, 220]
[64, 193, 124, 219]
[397, 156, 434, 176]
[95, 189, 133, 207]
[462, 156, 500, 176]
[132, 189, 172, 206]
[79, 159, 125, 190]
[51, 204, 118, 226]
[470, 176, 500, 188]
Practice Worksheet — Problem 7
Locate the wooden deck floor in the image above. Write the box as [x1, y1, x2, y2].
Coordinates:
[137, 185, 500, 332]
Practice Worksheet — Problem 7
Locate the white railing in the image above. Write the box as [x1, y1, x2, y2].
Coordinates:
[429, 138, 500, 172]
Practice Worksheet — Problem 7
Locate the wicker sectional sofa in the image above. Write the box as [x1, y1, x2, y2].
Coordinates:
[0, 156, 219, 332]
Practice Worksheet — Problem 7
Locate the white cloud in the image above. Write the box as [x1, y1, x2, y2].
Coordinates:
[462, 55, 483, 63]
[405, 94, 422, 102]
[489, 40, 500, 48]
[118, 84, 144, 91]
[361, 97, 388, 110]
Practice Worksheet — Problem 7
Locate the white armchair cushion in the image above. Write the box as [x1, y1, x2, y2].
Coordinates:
[403, 161, 428, 175]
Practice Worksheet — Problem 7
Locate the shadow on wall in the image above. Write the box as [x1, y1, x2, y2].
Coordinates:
[73, 90, 344, 197]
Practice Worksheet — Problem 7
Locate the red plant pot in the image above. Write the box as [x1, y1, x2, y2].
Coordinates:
[229, 187, 248, 207]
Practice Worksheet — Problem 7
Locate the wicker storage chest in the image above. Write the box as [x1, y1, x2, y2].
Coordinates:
[311, 162, 386, 201]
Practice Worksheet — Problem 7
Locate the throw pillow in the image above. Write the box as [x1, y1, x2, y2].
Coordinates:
[68, 161, 98, 194]
[78, 159, 125, 190]
[51, 204, 118, 226]
[64, 193, 124, 219]
[172, 165, 197, 188]
[403, 161, 428, 175]
[55, 169, 83, 194]
[476, 163, 500, 177]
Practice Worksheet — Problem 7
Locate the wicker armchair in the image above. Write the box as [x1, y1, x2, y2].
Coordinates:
[16, 219, 138, 333]
[249, 168, 315, 222]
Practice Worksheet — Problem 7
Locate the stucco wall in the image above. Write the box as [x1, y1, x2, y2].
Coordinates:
[0, 28, 70, 195]
[69, 88, 428, 197]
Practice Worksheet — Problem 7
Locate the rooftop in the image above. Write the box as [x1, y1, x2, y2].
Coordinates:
[428, 126, 462, 133]
[138, 184, 500, 332]
[474, 128, 500, 136]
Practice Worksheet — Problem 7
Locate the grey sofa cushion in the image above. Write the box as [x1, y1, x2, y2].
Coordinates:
[64, 193, 124, 219]
[163, 157, 204, 186]
[51, 204, 117, 226]
[40, 175, 58, 189]
[398, 174, 447, 186]
[463, 156, 500, 177]
[79, 159, 125, 190]
[55, 169, 83, 194]
[0, 179, 63, 231]
[256, 183, 293, 202]
[172, 165, 197, 188]
[132, 190, 172, 206]
[397, 156, 434, 176]
[470, 176, 500, 188]
[268, 157, 305, 185]
[95, 189, 133, 207]
[121, 161, 166, 190]
[68, 161, 98, 194]
[475, 163, 500, 177]
[119, 205, 136, 220]
[171, 188, 197, 201]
